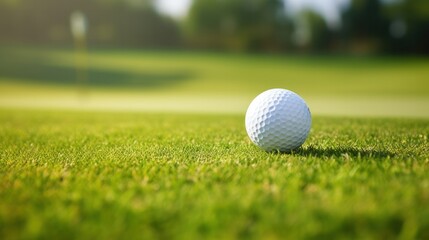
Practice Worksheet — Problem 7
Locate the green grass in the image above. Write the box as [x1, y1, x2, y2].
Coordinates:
[2, 47, 429, 97]
[1, 109, 428, 239]
[0, 47, 428, 116]
[0, 47, 428, 238]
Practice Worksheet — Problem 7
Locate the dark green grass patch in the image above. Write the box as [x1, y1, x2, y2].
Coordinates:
[0, 109, 428, 239]
[1, 47, 429, 97]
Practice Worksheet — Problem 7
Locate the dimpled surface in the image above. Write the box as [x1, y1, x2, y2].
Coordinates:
[245, 88, 311, 152]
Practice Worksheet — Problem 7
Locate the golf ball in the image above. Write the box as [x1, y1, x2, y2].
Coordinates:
[245, 88, 311, 152]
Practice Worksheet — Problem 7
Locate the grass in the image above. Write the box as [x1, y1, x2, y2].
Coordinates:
[0, 47, 428, 238]
[1, 109, 428, 239]
[0, 47, 428, 116]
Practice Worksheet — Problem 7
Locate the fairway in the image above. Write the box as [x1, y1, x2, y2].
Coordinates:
[0, 109, 428, 239]
[0, 47, 429, 239]
[0, 47, 428, 117]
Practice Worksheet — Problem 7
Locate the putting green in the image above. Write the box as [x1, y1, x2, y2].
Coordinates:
[0, 47, 428, 117]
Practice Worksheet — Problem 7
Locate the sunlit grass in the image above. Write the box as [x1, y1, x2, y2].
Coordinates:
[0, 47, 428, 117]
[0, 109, 428, 239]
[0, 47, 428, 238]
[45, 48, 429, 96]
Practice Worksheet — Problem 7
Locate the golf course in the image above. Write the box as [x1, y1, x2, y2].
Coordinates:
[1, 47, 429, 239]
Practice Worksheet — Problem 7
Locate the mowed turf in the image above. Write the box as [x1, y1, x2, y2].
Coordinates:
[0, 47, 428, 116]
[1, 109, 428, 239]
[0, 47, 428, 238]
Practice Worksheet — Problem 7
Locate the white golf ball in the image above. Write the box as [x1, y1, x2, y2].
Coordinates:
[245, 88, 311, 152]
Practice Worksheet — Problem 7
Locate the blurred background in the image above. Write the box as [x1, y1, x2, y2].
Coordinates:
[0, 0, 428, 117]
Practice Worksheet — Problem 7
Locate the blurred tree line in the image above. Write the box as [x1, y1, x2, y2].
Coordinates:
[0, 0, 181, 47]
[341, 0, 429, 54]
[0, 0, 428, 54]
[184, 0, 291, 52]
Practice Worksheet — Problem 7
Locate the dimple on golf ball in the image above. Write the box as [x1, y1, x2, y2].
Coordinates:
[245, 88, 311, 152]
